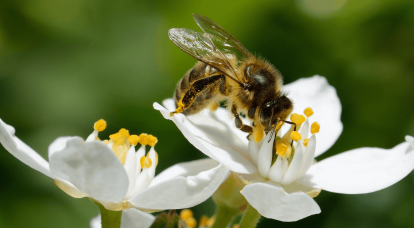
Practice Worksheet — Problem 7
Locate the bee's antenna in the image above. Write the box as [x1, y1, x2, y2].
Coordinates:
[267, 118, 279, 143]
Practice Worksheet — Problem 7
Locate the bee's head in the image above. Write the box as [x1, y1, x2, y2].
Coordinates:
[259, 95, 293, 132]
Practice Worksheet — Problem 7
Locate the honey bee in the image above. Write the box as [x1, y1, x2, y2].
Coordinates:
[169, 14, 294, 142]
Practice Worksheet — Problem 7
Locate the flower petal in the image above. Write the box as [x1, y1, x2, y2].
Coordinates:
[0, 118, 53, 178]
[241, 182, 321, 222]
[53, 178, 89, 198]
[154, 102, 256, 174]
[298, 135, 316, 177]
[258, 133, 275, 178]
[298, 141, 414, 194]
[129, 159, 230, 210]
[49, 137, 129, 202]
[90, 209, 155, 228]
[283, 75, 342, 157]
[124, 146, 137, 194]
[281, 142, 304, 185]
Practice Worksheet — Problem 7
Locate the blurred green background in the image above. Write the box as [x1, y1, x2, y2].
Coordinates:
[1, 0, 414, 227]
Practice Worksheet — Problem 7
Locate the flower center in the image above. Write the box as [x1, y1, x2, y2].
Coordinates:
[92, 119, 158, 165]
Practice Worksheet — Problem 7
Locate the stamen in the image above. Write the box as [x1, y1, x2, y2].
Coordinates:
[128, 135, 140, 146]
[180, 209, 193, 220]
[311, 122, 320, 134]
[140, 156, 152, 169]
[290, 113, 305, 125]
[199, 216, 209, 227]
[276, 140, 291, 158]
[94, 119, 107, 132]
[233, 225, 239, 228]
[118, 128, 130, 138]
[185, 217, 196, 228]
[148, 135, 158, 146]
[138, 133, 149, 145]
[304, 138, 310, 147]
[304, 107, 314, 117]
[290, 131, 302, 142]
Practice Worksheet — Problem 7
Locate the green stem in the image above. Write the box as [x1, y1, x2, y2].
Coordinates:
[90, 198, 122, 228]
[239, 204, 261, 228]
[211, 204, 240, 228]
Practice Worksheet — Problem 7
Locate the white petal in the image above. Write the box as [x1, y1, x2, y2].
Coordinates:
[129, 161, 230, 210]
[298, 141, 414, 194]
[147, 146, 157, 178]
[268, 155, 283, 183]
[120, 209, 155, 228]
[281, 142, 304, 185]
[154, 102, 256, 174]
[248, 138, 260, 165]
[241, 182, 320, 222]
[53, 178, 89, 198]
[258, 133, 275, 178]
[0, 118, 53, 178]
[162, 98, 176, 112]
[150, 158, 219, 186]
[299, 119, 309, 142]
[298, 135, 316, 177]
[90, 209, 155, 228]
[406, 135, 414, 146]
[49, 137, 129, 202]
[48, 136, 73, 160]
[135, 145, 146, 176]
[90, 214, 101, 228]
[284, 75, 343, 157]
[126, 168, 151, 199]
[124, 146, 137, 194]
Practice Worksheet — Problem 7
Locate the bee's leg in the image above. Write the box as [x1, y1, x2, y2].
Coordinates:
[170, 75, 225, 116]
[231, 103, 254, 136]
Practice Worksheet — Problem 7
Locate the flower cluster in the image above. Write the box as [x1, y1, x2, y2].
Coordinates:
[155, 75, 414, 221]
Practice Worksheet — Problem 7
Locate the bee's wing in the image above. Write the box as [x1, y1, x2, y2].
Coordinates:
[169, 28, 243, 84]
[193, 13, 254, 61]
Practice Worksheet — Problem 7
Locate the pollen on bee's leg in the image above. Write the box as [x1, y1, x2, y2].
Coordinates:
[304, 107, 314, 118]
[140, 156, 152, 169]
[311, 122, 320, 134]
[290, 131, 302, 142]
[210, 102, 219, 111]
[253, 124, 264, 142]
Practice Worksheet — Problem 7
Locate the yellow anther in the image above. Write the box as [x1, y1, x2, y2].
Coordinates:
[94, 119, 107, 132]
[276, 140, 291, 158]
[140, 156, 152, 169]
[118, 128, 130, 138]
[233, 225, 240, 228]
[290, 131, 302, 142]
[128, 135, 140, 146]
[304, 107, 314, 117]
[304, 138, 310, 147]
[207, 216, 215, 227]
[185, 217, 197, 228]
[311, 122, 320, 134]
[180, 209, 193, 220]
[138, 133, 149, 145]
[290, 113, 305, 125]
[199, 215, 209, 227]
[148, 135, 158, 146]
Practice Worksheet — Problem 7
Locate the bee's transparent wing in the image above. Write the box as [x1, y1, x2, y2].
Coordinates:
[193, 13, 254, 62]
[169, 28, 242, 84]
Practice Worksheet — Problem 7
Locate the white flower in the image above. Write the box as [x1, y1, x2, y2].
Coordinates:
[154, 75, 414, 221]
[90, 209, 155, 228]
[0, 119, 230, 212]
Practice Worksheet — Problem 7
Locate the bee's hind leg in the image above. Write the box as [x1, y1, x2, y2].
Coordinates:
[170, 75, 225, 116]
